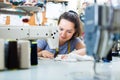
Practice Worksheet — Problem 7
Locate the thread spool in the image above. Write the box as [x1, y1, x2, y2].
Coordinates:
[0, 39, 5, 70]
[6, 41, 19, 69]
[4, 41, 9, 69]
[18, 40, 31, 69]
[31, 41, 38, 65]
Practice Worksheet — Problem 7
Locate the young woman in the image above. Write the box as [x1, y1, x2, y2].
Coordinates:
[37, 10, 86, 58]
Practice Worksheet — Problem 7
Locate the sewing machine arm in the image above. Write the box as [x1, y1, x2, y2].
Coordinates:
[0, 25, 59, 49]
[84, 4, 120, 61]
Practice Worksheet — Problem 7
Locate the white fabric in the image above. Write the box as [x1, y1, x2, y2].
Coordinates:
[55, 52, 94, 62]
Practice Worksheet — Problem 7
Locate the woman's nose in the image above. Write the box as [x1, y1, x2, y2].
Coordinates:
[61, 31, 66, 37]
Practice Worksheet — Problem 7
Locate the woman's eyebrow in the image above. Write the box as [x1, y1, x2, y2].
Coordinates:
[67, 29, 74, 32]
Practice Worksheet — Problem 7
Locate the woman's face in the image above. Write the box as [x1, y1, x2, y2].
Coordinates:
[58, 19, 75, 43]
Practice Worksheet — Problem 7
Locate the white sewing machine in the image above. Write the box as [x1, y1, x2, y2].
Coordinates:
[0, 2, 59, 49]
[0, 2, 59, 70]
[0, 25, 59, 49]
[84, 3, 120, 73]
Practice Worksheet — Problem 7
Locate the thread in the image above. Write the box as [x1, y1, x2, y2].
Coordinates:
[6, 41, 19, 69]
[0, 39, 5, 70]
[18, 40, 31, 69]
[4, 41, 9, 69]
[31, 41, 38, 65]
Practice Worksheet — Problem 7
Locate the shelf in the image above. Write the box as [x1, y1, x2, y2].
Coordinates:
[0, 2, 41, 16]
[0, 2, 12, 8]
[16, 6, 40, 13]
[47, 0, 69, 2]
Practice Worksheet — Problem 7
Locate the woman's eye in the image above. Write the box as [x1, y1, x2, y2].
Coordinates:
[59, 28, 63, 31]
[67, 31, 72, 33]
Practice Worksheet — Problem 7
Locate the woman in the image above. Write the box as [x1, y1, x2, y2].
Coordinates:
[37, 10, 86, 58]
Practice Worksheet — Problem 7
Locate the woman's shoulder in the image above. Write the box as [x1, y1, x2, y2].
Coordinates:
[37, 39, 47, 43]
[71, 37, 82, 42]
[70, 37, 84, 45]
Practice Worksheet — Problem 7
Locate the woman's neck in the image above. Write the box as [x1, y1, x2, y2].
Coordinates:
[59, 40, 70, 46]
[59, 41, 65, 46]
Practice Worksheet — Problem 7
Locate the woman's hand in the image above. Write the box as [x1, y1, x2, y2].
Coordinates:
[38, 50, 54, 59]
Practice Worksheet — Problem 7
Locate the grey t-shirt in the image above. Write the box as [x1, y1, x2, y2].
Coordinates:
[37, 37, 81, 54]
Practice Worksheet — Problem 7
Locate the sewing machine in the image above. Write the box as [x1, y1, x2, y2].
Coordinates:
[0, 25, 59, 70]
[0, 2, 59, 70]
[0, 25, 59, 49]
[0, 2, 59, 52]
[84, 4, 120, 72]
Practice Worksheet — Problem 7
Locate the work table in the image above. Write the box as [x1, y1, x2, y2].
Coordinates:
[0, 57, 120, 80]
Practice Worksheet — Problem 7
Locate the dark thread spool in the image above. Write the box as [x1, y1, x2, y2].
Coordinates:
[31, 42, 38, 65]
[5, 41, 9, 68]
[6, 41, 19, 69]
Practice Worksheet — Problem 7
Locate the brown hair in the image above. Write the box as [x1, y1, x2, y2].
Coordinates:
[58, 10, 82, 39]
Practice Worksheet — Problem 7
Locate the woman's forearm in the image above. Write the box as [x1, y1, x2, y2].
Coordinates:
[75, 48, 86, 56]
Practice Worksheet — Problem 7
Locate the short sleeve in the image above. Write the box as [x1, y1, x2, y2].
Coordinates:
[69, 37, 81, 51]
[37, 39, 47, 49]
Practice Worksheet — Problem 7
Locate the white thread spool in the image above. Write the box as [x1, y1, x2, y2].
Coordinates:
[18, 40, 31, 69]
[0, 39, 5, 70]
